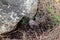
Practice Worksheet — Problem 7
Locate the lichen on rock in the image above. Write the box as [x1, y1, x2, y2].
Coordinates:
[0, 0, 38, 34]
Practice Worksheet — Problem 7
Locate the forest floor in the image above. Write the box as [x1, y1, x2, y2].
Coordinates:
[0, 0, 60, 40]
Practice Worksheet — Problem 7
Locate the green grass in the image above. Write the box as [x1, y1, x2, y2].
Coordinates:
[34, 15, 39, 20]
[47, 5, 60, 26]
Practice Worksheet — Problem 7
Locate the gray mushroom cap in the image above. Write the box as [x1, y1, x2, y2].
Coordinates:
[0, 0, 38, 34]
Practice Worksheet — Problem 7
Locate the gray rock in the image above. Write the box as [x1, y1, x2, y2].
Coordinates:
[0, 0, 38, 34]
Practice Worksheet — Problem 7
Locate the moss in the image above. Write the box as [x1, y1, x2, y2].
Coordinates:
[20, 17, 30, 25]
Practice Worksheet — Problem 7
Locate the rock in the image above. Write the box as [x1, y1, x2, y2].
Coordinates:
[0, 0, 38, 18]
[0, 0, 38, 34]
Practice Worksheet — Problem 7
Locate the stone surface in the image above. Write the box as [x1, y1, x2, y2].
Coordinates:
[0, 0, 38, 34]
